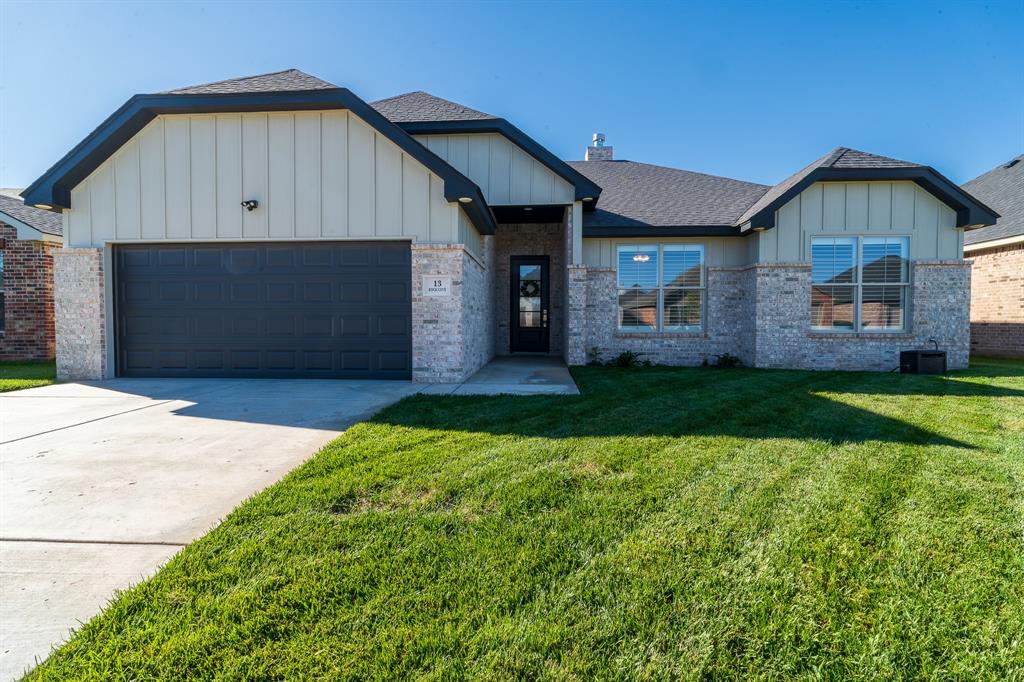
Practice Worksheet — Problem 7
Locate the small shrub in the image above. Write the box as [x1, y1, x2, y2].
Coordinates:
[712, 353, 743, 368]
[607, 351, 646, 368]
[587, 346, 604, 366]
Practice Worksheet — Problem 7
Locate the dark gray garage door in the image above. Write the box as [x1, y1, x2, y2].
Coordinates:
[115, 242, 411, 379]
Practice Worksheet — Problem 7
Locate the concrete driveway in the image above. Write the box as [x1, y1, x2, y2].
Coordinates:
[0, 378, 420, 680]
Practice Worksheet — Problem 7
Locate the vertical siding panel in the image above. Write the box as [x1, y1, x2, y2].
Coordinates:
[215, 115, 242, 238]
[531, 164, 555, 204]
[937, 204, 958, 259]
[321, 111, 349, 237]
[822, 183, 846, 229]
[488, 136, 511, 204]
[468, 136, 490, 196]
[241, 114, 268, 238]
[891, 182, 915, 231]
[139, 119, 166, 239]
[799, 184, 822, 260]
[90, 162, 116, 242]
[447, 136, 469, 175]
[374, 133, 403, 235]
[69, 184, 91, 246]
[510, 147, 532, 204]
[189, 116, 216, 239]
[428, 175, 451, 241]
[913, 187, 938, 259]
[347, 114, 375, 236]
[776, 196, 800, 261]
[845, 183, 869, 229]
[267, 114, 295, 237]
[164, 116, 191, 239]
[425, 135, 448, 161]
[554, 177, 574, 203]
[114, 145, 141, 239]
[294, 113, 322, 237]
[402, 160, 430, 240]
[868, 183, 892, 230]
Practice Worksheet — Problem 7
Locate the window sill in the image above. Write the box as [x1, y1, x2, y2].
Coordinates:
[615, 331, 707, 340]
[808, 330, 913, 340]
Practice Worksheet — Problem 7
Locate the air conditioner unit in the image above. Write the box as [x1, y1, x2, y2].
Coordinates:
[899, 350, 947, 375]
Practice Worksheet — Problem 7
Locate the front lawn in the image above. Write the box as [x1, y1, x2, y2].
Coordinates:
[0, 360, 55, 392]
[29, 360, 1024, 679]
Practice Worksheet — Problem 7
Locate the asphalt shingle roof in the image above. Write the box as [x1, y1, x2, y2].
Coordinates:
[962, 155, 1024, 245]
[735, 147, 922, 227]
[370, 91, 496, 123]
[0, 194, 63, 236]
[161, 69, 337, 95]
[566, 160, 769, 228]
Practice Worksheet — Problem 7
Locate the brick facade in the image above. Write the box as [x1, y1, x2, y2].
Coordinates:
[0, 223, 59, 361]
[411, 242, 495, 383]
[493, 223, 566, 356]
[53, 248, 107, 380]
[574, 260, 971, 371]
[968, 242, 1024, 357]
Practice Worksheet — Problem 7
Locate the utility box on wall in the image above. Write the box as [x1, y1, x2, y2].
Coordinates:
[900, 350, 947, 375]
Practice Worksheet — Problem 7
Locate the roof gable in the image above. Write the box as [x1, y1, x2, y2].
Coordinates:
[22, 75, 497, 235]
[962, 155, 1024, 245]
[737, 147, 998, 230]
[370, 91, 495, 123]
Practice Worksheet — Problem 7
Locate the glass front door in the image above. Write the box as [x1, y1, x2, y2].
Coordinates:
[510, 256, 549, 353]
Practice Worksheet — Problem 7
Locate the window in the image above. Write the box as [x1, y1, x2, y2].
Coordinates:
[811, 236, 909, 331]
[617, 244, 704, 332]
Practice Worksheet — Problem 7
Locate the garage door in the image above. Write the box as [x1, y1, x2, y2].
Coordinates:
[115, 242, 411, 379]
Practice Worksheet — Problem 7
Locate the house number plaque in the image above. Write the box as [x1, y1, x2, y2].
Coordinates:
[422, 275, 451, 297]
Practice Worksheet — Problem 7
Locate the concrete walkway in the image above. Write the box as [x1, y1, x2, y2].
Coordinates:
[425, 356, 580, 395]
[0, 378, 420, 680]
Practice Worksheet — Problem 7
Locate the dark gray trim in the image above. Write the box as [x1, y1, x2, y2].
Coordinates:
[493, 205, 567, 224]
[743, 167, 999, 230]
[23, 89, 498, 235]
[583, 225, 744, 238]
[397, 119, 603, 204]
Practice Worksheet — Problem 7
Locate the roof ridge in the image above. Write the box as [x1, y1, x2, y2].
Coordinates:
[823, 147, 851, 167]
[569, 159, 769, 189]
[160, 69, 337, 94]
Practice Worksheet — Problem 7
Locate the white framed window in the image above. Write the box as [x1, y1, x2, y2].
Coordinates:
[617, 244, 704, 332]
[811, 236, 910, 332]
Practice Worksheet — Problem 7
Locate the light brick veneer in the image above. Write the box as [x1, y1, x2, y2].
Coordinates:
[53, 248, 106, 380]
[0, 223, 59, 361]
[411, 242, 495, 383]
[968, 243, 1024, 357]
[573, 260, 971, 371]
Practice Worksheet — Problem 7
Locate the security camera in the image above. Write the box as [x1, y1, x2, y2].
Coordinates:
[240, 199, 259, 211]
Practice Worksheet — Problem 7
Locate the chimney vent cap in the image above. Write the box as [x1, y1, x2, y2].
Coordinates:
[592, 132, 606, 148]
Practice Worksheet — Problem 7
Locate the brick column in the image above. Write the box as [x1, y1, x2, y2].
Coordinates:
[912, 260, 972, 369]
[752, 263, 812, 368]
[565, 264, 588, 365]
[53, 248, 106, 380]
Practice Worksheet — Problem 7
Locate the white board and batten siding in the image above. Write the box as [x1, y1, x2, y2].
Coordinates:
[582, 236, 750, 269]
[63, 111, 477, 248]
[413, 133, 575, 206]
[758, 181, 963, 262]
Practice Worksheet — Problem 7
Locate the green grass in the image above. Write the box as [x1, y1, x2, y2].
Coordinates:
[0, 360, 55, 392]
[28, 359, 1024, 680]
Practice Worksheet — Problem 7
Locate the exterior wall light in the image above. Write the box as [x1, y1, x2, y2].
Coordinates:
[34, 204, 53, 210]
[582, 197, 593, 202]
[458, 197, 473, 204]
[240, 200, 259, 211]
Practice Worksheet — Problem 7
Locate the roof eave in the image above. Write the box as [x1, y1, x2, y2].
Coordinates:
[23, 88, 497, 235]
[582, 225, 744, 238]
[395, 119, 603, 204]
[743, 166, 1000, 230]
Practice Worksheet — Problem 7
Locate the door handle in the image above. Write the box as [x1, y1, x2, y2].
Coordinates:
[542, 309, 548, 328]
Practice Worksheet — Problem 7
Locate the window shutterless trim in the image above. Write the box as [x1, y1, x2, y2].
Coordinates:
[615, 243, 705, 333]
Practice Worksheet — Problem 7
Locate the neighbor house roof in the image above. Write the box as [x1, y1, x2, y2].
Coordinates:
[0, 194, 62, 237]
[962, 155, 1024, 246]
[566, 160, 769, 236]
[160, 69, 337, 95]
[370, 91, 496, 123]
[735, 147, 998, 230]
[22, 70, 497, 235]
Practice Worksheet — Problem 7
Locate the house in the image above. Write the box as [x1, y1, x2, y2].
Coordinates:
[21, 69, 998, 382]
[0, 193, 62, 361]
[962, 155, 1023, 357]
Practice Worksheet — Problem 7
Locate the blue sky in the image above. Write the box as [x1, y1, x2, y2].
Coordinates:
[1, 0, 1021, 189]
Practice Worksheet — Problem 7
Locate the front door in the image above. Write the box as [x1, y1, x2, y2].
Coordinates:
[510, 256, 549, 353]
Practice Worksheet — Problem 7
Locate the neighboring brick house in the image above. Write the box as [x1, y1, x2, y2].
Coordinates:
[962, 155, 1023, 357]
[0, 194, 62, 361]
[20, 70, 998, 381]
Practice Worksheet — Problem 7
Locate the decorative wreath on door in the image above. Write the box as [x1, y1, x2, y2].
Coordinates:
[520, 281, 540, 298]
